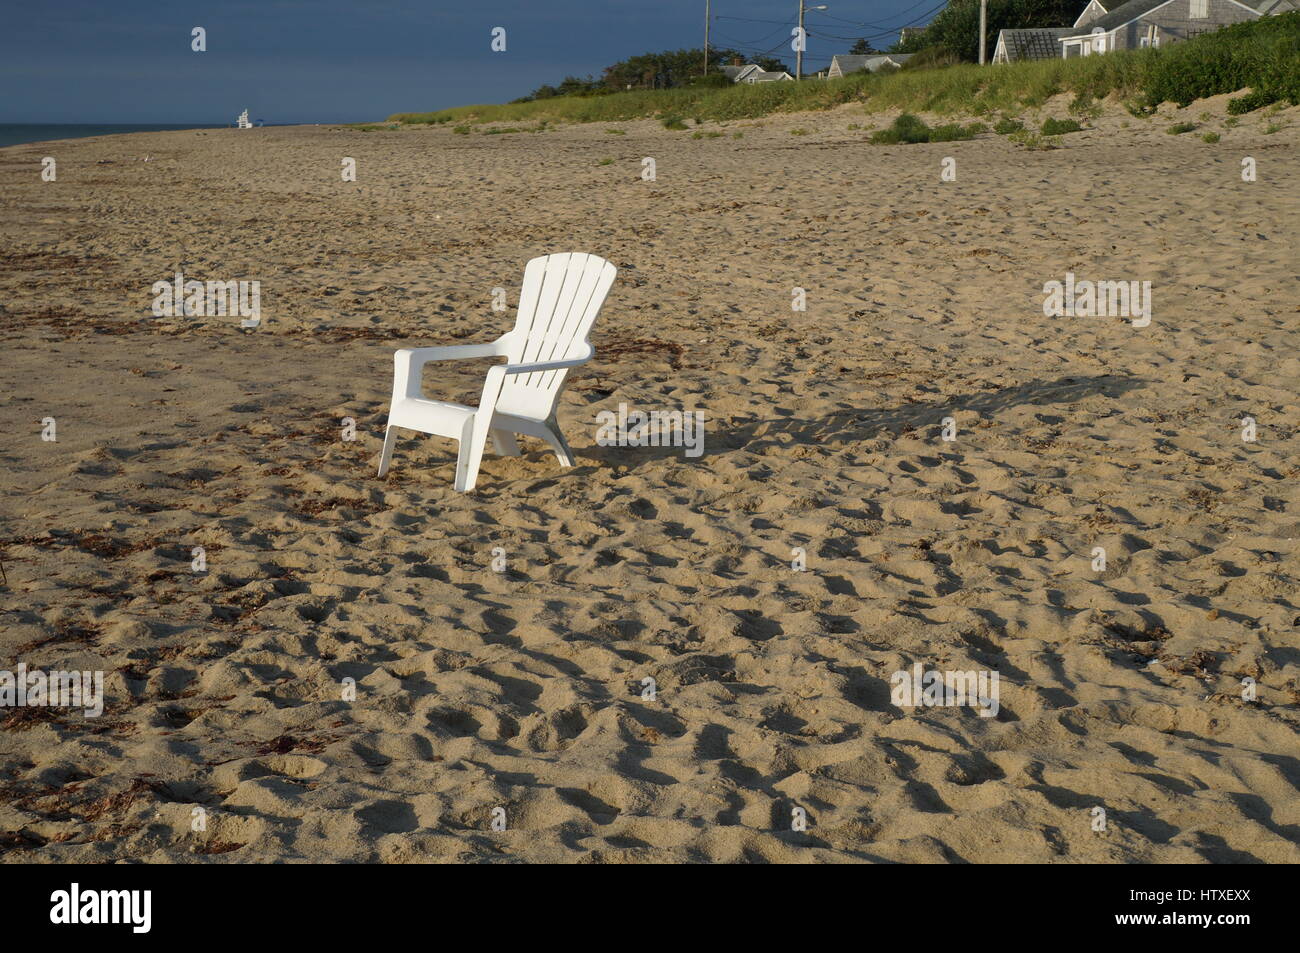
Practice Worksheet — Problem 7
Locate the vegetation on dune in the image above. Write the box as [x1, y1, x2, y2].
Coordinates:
[388, 55, 1144, 126]
[1144, 14, 1300, 110]
[387, 14, 1300, 128]
[869, 113, 985, 143]
[1040, 116, 1083, 134]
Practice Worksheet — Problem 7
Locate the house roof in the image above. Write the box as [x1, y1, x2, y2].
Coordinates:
[723, 63, 793, 82]
[1062, 0, 1180, 35]
[829, 53, 913, 73]
[997, 27, 1078, 59]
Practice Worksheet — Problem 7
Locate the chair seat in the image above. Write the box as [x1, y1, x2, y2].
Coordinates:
[387, 397, 476, 438]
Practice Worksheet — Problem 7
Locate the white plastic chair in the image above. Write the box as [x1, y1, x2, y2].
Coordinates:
[378, 252, 618, 491]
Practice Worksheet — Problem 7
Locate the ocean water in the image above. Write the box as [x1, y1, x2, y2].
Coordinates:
[0, 123, 233, 148]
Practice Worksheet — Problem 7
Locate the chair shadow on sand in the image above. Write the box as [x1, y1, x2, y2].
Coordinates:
[573, 373, 1148, 466]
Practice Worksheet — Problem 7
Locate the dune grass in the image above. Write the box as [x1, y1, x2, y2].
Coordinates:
[390, 53, 1153, 127]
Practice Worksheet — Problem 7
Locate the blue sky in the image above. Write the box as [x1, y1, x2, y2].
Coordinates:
[0, 0, 945, 123]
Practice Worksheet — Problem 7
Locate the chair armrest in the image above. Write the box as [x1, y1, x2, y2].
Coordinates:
[476, 345, 594, 419]
[392, 334, 516, 400]
[499, 345, 594, 376]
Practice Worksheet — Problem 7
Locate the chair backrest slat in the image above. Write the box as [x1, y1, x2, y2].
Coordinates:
[497, 253, 617, 420]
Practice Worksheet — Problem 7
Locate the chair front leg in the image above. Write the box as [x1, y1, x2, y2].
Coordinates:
[377, 425, 398, 477]
[454, 414, 490, 492]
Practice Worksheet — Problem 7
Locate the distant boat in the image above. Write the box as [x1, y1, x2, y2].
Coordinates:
[236, 109, 252, 129]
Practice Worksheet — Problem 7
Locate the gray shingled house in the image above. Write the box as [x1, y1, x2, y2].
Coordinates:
[993, 0, 1114, 62]
[995, 0, 1296, 62]
[1057, 0, 1295, 55]
[993, 27, 1081, 61]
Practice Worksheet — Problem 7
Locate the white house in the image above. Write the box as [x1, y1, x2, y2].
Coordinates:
[1057, 0, 1296, 56]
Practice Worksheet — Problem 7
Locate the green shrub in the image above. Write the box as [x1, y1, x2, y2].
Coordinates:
[1166, 121, 1197, 134]
[993, 116, 1024, 134]
[662, 115, 689, 130]
[870, 113, 981, 144]
[1202, 131, 1220, 143]
[900, 47, 963, 70]
[688, 73, 732, 88]
[930, 121, 983, 141]
[1069, 94, 1103, 120]
[870, 113, 933, 143]
[1227, 89, 1276, 113]
[1041, 117, 1083, 134]
[452, 125, 472, 134]
[1142, 13, 1300, 108]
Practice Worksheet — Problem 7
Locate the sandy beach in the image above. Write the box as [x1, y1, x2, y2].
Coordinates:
[1, 97, 1297, 863]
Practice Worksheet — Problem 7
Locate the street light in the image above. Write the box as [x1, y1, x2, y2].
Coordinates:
[797, 2, 828, 80]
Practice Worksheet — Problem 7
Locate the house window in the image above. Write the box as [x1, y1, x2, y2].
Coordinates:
[1190, 0, 1208, 17]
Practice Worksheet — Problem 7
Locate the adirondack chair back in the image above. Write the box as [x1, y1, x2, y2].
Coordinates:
[495, 252, 617, 420]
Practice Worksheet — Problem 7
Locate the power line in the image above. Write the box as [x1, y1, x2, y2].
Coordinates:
[713, 15, 796, 25]
[709, 20, 795, 48]
[807, 0, 945, 30]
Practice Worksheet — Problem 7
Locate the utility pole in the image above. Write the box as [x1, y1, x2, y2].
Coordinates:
[704, 0, 710, 74]
[796, 2, 827, 79]
[978, 0, 988, 65]
[797, 0, 805, 80]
